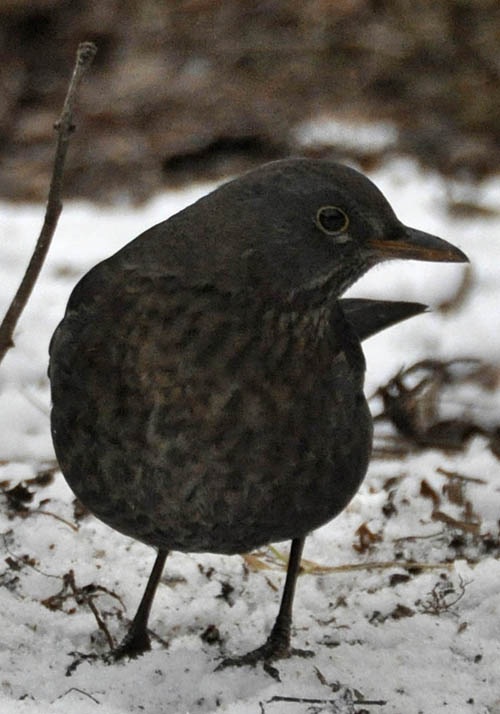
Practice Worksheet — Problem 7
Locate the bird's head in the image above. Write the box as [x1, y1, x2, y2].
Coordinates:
[127, 158, 468, 304]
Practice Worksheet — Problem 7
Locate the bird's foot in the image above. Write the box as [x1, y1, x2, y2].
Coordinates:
[106, 626, 153, 661]
[65, 651, 100, 676]
[65, 628, 153, 676]
[215, 631, 314, 682]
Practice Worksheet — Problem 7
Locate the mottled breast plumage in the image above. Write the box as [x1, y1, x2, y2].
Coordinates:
[50, 268, 371, 554]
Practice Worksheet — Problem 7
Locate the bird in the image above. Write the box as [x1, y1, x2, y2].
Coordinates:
[48, 158, 468, 675]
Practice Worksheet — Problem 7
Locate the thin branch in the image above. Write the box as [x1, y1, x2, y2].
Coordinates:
[53, 687, 100, 705]
[267, 695, 387, 707]
[0, 41, 97, 365]
[30, 508, 79, 532]
[65, 570, 116, 649]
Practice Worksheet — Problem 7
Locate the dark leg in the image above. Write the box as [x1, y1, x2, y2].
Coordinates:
[111, 548, 169, 659]
[217, 537, 313, 679]
[67, 549, 169, 675]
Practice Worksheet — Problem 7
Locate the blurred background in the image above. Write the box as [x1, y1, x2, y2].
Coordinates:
[1, 0, 499, 204]
[1, 4, 500, 711]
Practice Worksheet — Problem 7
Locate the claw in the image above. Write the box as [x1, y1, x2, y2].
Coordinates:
[216, 642, 314, 681]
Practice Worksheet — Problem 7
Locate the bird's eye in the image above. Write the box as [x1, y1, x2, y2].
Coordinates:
[315, 206, 349, 236]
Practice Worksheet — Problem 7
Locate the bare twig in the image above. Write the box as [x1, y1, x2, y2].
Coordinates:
[0, 41, 97, 365]
[29, 509, 79, 532]
[43, 569, 124, 650]
[418, 574, 469, 615]
[267, 694, 387, 707]
[53, 687, 100, 705]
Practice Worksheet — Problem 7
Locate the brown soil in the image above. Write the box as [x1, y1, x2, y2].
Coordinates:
[1, 0, 499, 203]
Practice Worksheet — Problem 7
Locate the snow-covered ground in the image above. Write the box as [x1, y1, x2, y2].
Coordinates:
[0, 157, 499, 714]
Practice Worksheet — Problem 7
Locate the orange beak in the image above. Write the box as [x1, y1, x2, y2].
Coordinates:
[369, 227, 469, 263]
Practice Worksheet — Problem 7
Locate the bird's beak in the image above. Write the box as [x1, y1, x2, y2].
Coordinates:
[369, 227, 469, 263]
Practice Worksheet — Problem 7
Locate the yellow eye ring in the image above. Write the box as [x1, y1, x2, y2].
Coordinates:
[315, 206, 350, 236]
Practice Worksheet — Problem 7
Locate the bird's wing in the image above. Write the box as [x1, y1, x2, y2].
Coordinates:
[340, 298, 427, 342]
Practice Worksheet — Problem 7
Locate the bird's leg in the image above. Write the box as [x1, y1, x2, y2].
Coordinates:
[66, 549, 168, 675]
[109, 548, 169, 660]
[216, 537, 313, 680]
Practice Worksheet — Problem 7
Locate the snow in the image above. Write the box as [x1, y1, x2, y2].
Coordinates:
[293, 116, 398, 153]
[1, 155, 499, 714]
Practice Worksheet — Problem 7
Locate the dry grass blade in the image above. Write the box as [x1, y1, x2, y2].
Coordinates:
[243, 548, 453, 574]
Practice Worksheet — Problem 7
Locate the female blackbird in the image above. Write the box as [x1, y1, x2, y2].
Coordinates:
[49, 159, 467, 673]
